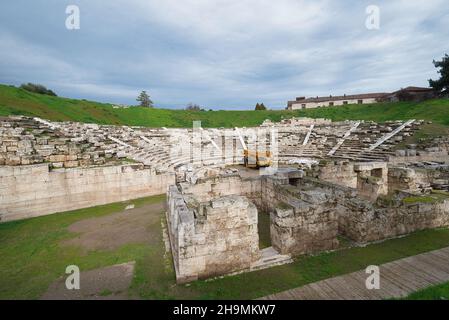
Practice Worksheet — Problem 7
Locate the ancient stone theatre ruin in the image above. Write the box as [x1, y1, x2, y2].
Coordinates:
[1, 116, 449, 283]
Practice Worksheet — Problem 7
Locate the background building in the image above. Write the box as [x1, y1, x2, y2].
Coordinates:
[380, 87, 436, 103]
[286, 87, 435, 110]
[287, 93, 387, 110]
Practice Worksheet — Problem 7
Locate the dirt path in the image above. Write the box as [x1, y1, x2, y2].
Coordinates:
[62, 202, 164, 252]
[41, 262, 136, 300]
[42, 200, 166, 299]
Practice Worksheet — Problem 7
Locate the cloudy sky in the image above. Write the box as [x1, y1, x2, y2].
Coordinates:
[0, 0, 448, 109]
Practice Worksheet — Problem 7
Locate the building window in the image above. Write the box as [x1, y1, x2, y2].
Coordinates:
[301, 104, 306, 109]
[329, 102, 334, 106]
[358, 100, 363, 104]
[343, 101, 348, 105]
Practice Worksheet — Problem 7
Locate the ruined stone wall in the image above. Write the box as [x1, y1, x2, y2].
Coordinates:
[268, 175, 449, 246]
[167, 172, 343, 282]
[261, 176, 341, 255]
[388, 152, 449, 165]
[387, 167, 440, 193]
[390, 135, 449, 165]
[264, 178, 348, 255]
[0, 116, 125, 168]
[353, 162, 388, 198]
[296, 176, 449, 243]
[269, 199, 339, 256]
[167, 186, 259, 283]
[179, 173, 344, 257]
[339, 197, 449, 243]
[179, 174, 262, 205]
[0, 164, 174, 222]
[167, 169, 449, 283]
[308, 161, 357, 188]
[357, 175, 385, 201]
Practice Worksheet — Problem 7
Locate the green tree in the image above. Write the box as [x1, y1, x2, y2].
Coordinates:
[20, 83, 57, 96]
[136, 91, 153, 108]
[186, 103, 201, 111]
[429, 54, 449, 94]
[255, 103, 267, 110]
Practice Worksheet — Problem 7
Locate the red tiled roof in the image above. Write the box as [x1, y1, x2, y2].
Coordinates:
[392, 86, 434, 93]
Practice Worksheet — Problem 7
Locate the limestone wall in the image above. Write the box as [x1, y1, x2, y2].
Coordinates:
[388, 152, 449, 165]
[299, 176, 449, 243]
[167, 170, 449, 282]
[0, 116, 126, 168]
[167, 186, 259, 283]
[269, 176, 449, 246]
[357, 176, 385, 201]
[390, 135, 449, 165]
[308, 161, 357, 188]
[269, 199, 339, 256]
[0, 164, 174, 222]
[179, 174, 262, 204]
[262, 176, 338, 255]
[387, 166, 441, 193]
[340, 197, 449, 243]
[176, 173, 342, 257]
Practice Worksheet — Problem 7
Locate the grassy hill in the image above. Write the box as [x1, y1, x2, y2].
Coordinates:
[0, 84, 449, 128]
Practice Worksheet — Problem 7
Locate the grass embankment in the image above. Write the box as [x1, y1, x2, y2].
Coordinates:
[1, 84, 449, 128]
[2, 195, 449, 299]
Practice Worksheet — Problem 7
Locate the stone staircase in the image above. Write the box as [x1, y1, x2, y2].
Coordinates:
[250, 246, 293, 271]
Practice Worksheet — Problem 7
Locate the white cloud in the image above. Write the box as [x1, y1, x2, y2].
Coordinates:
[132, 0, 330, 39]
[0, 0, 447, 109]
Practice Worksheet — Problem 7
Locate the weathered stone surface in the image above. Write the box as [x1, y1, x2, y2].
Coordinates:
[167, 184, 260, 283]
[0, 164, 175, 222]
[171, 170, 449, 266]
[2, 115, 449, 283]
[49, 155, 66, 162]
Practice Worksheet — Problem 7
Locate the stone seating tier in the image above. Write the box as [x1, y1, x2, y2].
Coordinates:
[0, 116, 428, 170]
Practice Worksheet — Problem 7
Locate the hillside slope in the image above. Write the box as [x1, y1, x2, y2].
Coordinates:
[0, 84, 448, 128]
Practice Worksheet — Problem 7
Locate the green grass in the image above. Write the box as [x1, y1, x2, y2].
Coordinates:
[99, 289, 113, 297]
[403, 196, 439, 204]
[404, 281, 449, 300]
[0, 194, 164, 299]
[257, 211, 271, 249]
[3, 194, 449, 299]
[1, 84, 449, 128]
[432, 190, 449, 196]
[395, 122, 449, 149]
[403, 192, 449, 204]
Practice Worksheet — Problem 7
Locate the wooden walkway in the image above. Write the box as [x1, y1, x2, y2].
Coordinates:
[261, 247, 449, 300]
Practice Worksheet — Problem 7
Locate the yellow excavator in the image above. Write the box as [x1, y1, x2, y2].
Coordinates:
[243, 149, 272, 168]
[235, 127, 272, 168]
